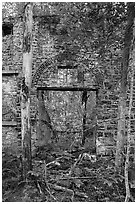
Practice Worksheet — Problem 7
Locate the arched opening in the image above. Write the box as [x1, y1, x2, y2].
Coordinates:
[31, 61, 98, 152]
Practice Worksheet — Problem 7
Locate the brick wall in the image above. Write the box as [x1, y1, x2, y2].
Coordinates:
[2, 74, 21, 154]
[96, 47, 135, 154]
[2, 126, 21, 155]
[2, 17, 135, 155]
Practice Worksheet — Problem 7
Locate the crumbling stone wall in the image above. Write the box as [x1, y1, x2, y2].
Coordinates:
[2, 17, 135, 155]
[2, 126, 20, 155]
[96, 47, 135, 154]
[2, 74, 21, 154]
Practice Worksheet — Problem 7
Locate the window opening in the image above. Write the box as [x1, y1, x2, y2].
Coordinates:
[2, 22, 13, 37]
[37, 87, 98, 150]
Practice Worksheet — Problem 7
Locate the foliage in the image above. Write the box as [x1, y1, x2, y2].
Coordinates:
[2, 151, 22, 200]
[2, 2, 135, 202]
[3, 149, 135, 202]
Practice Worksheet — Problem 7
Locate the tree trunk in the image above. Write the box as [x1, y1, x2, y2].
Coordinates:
[36, 90, 53, 147]
[125, 60, 134, 202]
[115, 3, 134, 170]
[21, 3, 33, 179]
[115, 93, 126, 169]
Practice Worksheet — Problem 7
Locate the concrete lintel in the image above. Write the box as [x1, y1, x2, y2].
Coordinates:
[2, 70, 19, 76]
[37, 86, 98, 92]
[2, 121, 17, 126]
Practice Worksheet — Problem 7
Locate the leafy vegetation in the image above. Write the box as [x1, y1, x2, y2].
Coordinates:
[2, 149, 135, 202]
[2, 2, 135, 202]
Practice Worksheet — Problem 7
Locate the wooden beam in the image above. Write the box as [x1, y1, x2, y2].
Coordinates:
[2, 70, 19, 76]
[57, 65, 78, 69]
[37, 86, 98, 92]
[2, 121, 17, 126]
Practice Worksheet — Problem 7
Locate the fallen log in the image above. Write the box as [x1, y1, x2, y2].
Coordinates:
[48, 183, 88, 198]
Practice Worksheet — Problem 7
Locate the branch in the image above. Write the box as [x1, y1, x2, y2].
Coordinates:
[48, 183, 88, 198]
[49, 176, 97, 182]
[124, 67, 134, 202]
[69, 153, 83, 175]
[2, 110, 11, 116]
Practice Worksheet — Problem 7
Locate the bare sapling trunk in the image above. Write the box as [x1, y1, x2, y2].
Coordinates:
[37, 90, 53, 147]
[21, 3, 33, 179]
[124, 61, 134, 202]
[115, 93, 126, 169]
[115, 2, 135, 170]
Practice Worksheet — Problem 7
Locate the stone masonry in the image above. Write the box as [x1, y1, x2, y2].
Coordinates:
[2, 16, 135, 155]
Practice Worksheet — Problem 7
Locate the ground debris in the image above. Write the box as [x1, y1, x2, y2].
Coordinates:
[2, 151, 133, 202]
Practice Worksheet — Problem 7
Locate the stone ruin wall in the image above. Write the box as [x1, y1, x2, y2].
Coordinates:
[2, 18, 135, 155]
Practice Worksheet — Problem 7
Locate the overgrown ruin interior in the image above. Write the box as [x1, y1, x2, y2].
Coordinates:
[2, 2, 135, 202]
[36, 87, 97, 150]
[28, 64, 98, 154]
[2, 9, 135, 156]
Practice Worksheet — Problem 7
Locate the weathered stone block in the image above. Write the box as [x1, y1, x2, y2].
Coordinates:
[97, 132, 104, 137]
[104, 132, 113, 137]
